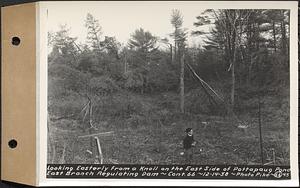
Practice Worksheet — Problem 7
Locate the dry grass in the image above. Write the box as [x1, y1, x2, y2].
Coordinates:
[48, 92, 290, 165]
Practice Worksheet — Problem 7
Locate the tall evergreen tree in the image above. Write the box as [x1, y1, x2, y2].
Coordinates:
[85, 13, 103, 53]
[170, 9, 187, 113]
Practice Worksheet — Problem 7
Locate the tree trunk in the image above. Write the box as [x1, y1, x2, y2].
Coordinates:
[280, 10, 289, 70]
[174, 43, 177, 63]
[272, 21, 277, 52]
[255, 22, 260, 50]
[174, 27, 178, 63]
[124, 50, 128, 74]
[280, 17, 288, 70]
[231, 58, 235, 109]
[280, 12, 287, 57]
[170, 44, 173, 63]
[180, 53, 185, 113]
[247, 57, 253, 86]
[231, 20, 237, 110]
[231, 40, 237, 110]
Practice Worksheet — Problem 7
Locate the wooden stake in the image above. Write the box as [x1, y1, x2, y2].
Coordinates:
[258, 98, 264, 165]
[94, 137, 103, 164]
[272, 148, 275, 165]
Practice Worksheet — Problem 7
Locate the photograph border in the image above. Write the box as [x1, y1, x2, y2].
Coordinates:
[37, 1, 298, 186]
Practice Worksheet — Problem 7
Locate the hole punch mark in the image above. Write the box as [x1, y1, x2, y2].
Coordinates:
[8, 139, 17, 149]
[12, 37, 21, 46]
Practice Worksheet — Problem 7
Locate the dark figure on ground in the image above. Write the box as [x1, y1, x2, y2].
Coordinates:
[182, 128, 196, 164]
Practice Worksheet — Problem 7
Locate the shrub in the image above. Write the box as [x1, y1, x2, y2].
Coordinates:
[49, 63, 90, 94]
[89, 76, 120, 96]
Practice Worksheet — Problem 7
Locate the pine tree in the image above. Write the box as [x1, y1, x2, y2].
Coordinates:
[85, 13, 103, 53]
[170, 9, 187, 113]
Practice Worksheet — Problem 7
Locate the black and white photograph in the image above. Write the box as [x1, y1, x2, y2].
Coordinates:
[45, 1, 296, 182]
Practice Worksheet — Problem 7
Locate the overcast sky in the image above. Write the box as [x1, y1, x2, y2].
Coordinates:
[45, 1, 294, 49]
[46, 1, 212, 48]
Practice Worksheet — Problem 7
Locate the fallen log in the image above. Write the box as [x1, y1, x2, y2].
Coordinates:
[186, 62, 224, 103]
[185, 62, 241, 124]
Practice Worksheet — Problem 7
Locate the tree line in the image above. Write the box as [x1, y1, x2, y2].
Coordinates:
[48, 9, 290, 116]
